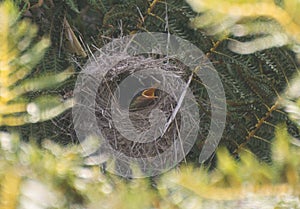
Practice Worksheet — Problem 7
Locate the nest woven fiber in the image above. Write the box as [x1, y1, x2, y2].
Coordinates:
[95, 55, 204, 160]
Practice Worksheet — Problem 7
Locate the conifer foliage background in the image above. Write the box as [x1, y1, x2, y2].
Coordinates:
[0, 0, 300, 208]
[10, 0, 300, 160]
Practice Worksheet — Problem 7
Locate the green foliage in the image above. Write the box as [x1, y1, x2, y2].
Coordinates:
[184, 0, 300, 159]
[186, 0, 300, 57]
[65, 0, 80, 13]
[159, 125, 300, 208]
[0, 0, 73, 127]
[0, 0, 82, 143]
[0, 132, 156, 209]
[8, 0, 299, 161]
[1, 124, 300, 208]
[280, 72, 300, 143]
[1, 0, 300, 208]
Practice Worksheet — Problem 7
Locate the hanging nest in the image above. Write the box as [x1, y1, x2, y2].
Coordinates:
[94, 55, 209, 160]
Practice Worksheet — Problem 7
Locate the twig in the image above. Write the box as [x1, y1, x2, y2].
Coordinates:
[161, 72, 193, 135]
[233, 100, 280, 155]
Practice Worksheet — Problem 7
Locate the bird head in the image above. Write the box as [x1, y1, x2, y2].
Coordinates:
[129, 85, 159, 111]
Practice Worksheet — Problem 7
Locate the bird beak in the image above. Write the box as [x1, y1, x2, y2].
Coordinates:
[141, 87, 158, 99]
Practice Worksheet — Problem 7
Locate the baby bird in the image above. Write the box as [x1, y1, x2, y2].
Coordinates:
[129, 87, 158, 111]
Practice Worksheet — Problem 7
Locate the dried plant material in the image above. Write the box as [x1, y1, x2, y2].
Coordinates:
[63, 17, 87, 57]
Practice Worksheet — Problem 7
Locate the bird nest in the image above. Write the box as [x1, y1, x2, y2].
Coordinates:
[95, 55, 204, 160]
